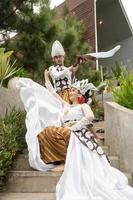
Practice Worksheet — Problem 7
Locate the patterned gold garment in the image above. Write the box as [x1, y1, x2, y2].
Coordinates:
[57, 89, 71, 103]
[37, 126, 70, 164]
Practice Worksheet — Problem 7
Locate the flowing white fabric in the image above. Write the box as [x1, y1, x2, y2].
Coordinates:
[17, 78, 133, 200]
[86, 45, 121, 58]
[17, 78, 63, 171]
[56, 133, 133, 200]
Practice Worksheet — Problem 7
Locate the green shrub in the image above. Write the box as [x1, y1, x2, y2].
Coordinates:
[91, 99, 104, 121]
[111, 62, 123, 79]
[0, 109, 26, 190]
[113, 73, 133, 109]
[77, 64, 101, 86]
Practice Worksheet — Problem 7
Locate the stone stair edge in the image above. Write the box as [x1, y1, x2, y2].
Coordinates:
[0, 193, 56, 200]
[17, 145, 109, 155]
[8, 170, 62, 177]
[10, 155, 120, 174]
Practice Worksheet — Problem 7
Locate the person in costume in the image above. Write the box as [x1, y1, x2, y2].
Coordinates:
[45, 40, 82, 103]
[46, 40, 121, 104]
[17, 77, 133, 200]
[37, 70, 102, 171]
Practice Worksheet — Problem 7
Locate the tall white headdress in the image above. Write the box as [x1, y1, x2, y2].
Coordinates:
[51, 40, 65, 58]
[72, 79, 97, 95]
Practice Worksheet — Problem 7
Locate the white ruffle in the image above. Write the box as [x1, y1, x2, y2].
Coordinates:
[17, 78, 63, 171]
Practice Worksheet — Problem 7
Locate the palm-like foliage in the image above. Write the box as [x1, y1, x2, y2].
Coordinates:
[0, 48, 20, 86]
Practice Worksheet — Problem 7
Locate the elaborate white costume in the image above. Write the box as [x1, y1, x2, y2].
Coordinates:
[49, 65, 72, 92]
[17, 78, 133, 200]
[49, 40, 71, 91]
[48, 40, 72, 102]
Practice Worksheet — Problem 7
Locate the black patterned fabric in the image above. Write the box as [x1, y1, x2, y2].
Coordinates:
[72, 127, 105, 156]
[83, 89, 93, 105]
[56, 66, 64, 72]
[55, 77, 71, 91]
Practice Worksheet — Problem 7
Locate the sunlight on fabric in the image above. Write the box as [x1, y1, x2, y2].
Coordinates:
[120, 0, 133, 32]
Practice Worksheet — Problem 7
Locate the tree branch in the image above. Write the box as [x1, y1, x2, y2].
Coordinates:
[0, 0, 25, 25]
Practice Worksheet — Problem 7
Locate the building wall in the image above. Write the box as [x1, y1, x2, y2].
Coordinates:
[97, 0, 132, 51]
[99, 36, 133, 69]
[66, 0, 87, 10]
[68, 0, 95, 50]
[55, 0, 96, 50]
[54, 2, 66, 20]
[97, 0, 133, 69]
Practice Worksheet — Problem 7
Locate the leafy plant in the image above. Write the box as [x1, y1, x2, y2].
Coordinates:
[0, 49, 21, 86]
[106, 78, 117, 92]
[103, 63, 131, 93]
[92, 99, 104, 121]
[113, 73, 133, 109]
[0, 109, 26, 190]
[14, 67, 31, 78]
[77, 63, 101, 86]
[111, 62, 123, 79]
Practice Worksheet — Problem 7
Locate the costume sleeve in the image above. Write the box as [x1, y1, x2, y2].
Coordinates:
[45, 80, 56, 94]
[70, 104, 94, 131]
[45, 80, 67, 106]
[50, 67, 69, 79]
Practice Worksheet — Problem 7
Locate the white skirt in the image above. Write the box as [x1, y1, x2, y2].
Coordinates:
[56, 133, 133, 200]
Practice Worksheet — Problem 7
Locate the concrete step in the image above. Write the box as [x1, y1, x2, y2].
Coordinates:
[94, 121, 105, 136]
[124, 172, 133, 186]
[109, 156, 120, 169]
[7, 171, 61, 193]
[12, 154, 31, 170]
[95, 127, 105, 133]
[13, 154, 119, 172]
[97, 138, 104, 146]
[0, 193, 55, 200]
[12, 146, 110, 170]
[2, 173, 132, 199]
[6, 170, 132, 193]
[93, 121, 105, 128]
[7, 155, 119, 193]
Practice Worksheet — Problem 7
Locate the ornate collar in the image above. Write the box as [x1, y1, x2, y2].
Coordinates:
[55, 65, 64, 71]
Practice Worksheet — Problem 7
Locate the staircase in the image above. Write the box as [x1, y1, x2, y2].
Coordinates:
[0, 121, 133, 200]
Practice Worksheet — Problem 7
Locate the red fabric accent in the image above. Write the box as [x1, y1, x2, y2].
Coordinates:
[78, 96, 85, 104]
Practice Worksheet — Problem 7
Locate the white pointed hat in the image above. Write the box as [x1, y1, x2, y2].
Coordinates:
[51, 40, 65, 57]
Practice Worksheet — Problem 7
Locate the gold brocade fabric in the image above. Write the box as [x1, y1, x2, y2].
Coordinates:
[37, 126, 70, 164]
[57, 89, 71, 103]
